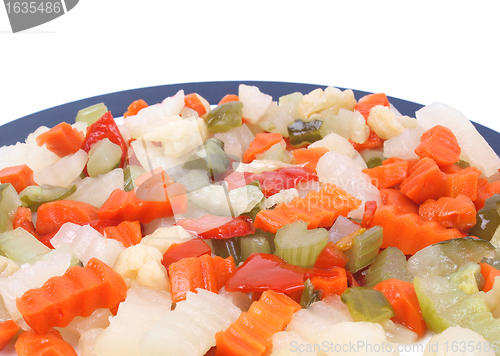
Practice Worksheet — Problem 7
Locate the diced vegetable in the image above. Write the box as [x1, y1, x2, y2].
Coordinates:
[36, 200, 99, 236]
[86, 138, 123, 177]
[287, 119, 322, 147]
[414, 125, 461, 166]
[75, 102, 108, 124]
[0, 164, 37, 194]
[0, 183, 21, 234]
[0, 320, 19, 351]
[35, 122, 84, 158]
[343, 226, 383, 273]
[19, 183, 76, 211]
[205, 101, 243, 133]
[363, 246, 413, 288]
[341, 287, 395, 323]
[15, 329, 78, 356]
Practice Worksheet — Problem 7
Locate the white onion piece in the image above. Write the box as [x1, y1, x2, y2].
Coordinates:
[328, 215, 360, 243]
[238, 84, 273, 124]
[0, 141, 59, 172]
[319, 322, 400, 355]
[416, 102, 500, 177]
[309, 132, 356, 158]
[124, 90, 185, 138]
[271, 331, 318, 356]
[94, 284, 172, 356]
[215, 124, 255, 160]
[34, 149, 87, 187]
[423, 325, 494, 356]
[51, 223, 125, 266]
[68, 168, 124, 208]
[66, 309, 113, 336]
[383, 127, 424, 160]
[379, 319, 418, 345]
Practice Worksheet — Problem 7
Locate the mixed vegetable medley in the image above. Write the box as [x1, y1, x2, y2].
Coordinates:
[1, 84, 500, 355]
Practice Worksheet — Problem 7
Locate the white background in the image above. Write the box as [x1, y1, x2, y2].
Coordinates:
[0, 1, 499, 134]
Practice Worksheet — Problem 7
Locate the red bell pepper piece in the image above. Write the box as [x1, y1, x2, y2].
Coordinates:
[161, 239, 212, 270]
[361, 200, 378, 228]
[80, 111, 128, 169]
[224, 253, 350, 299]
[314, 242, 350, 270]
[175, 214, 255, 239]
[225, 167, 318, 198]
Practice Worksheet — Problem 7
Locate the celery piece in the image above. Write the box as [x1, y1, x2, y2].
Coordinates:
[0, 183, 21, 234]
[448, 261, 482, 295]
[407, 236, 495, 278]
[274, 221, 328, 268]
[75, 103, 108, 125]
[287, 119, 323, 146]
[19, 184, 77, 211]
[0, 227, 50, 264]
[363, 246, 413, 288]
[87, 138, 122, 178]
[414, 275, 500, 345]
[300, 279, 322, 309]
[341, 287, 395, 323]
[184, 138, 230, 181]
[205, 101, 243, 134]
[240, 232, 273, 262]
[469, 194, 500, 241]
[123, 165, 147, 192]
[344, 226, 383, 273]
[210, 237, 241, 265]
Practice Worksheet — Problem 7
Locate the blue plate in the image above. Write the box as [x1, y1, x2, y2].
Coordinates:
[2, 81, 499, 154]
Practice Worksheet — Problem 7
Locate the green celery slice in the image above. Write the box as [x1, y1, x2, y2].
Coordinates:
[0, 184, 21, 234]
[363, 246, 413, 288]
[240, 232, 273, 262]
[341, 287, 395, 323]
[19, 184, 76, 211]
[274, 220, 328, 268]
[75, 103, 108, 125]
[204, 101, 243, 134]
[0, 227, 50, 264]
[87, 138, 122, 177]
[344, 226, 383, 273]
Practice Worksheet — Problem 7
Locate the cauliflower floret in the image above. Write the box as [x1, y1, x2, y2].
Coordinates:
[239, 84, 273, 124]
[140, 226, 194, 255]
[366, 105, 405, 140]
[114, 244, 170, 292]
[0, 255, 20, 279]
[298, 87, 356, 119]
[142, 116, 208, 158]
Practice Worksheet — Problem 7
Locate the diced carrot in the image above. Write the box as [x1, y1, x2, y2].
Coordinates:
[373, 279, 427, 337]
[0, 164, 37, 193]
[350, 130, 383, 151]
[362, 160, 408, 189]
[16, 258, 127, 334]
[443, 166, 480, 200]
[98, 169, 187, 224]
[36, 122, 84, 158]
[15, 329, 77, 356]
[215, 290, 300, 356]
[243, 133, 284, 163]
[184, 93, 209, 117]
[379, 188, 419, 215]
[354, 93, 391, 120]
[0, 320, 19, 351]
[399, 157, 447, 204]
[370, 204, 463, 255]
[35, 200, 99, 236]
[161, 239, 212, 270]
[414, 125, 461, 167]
[309, 267, 348, 298]
[218, 94, 239, 105]
[102, 220, 142, 247]
[474, 179, 500, 211]
[254, 183, 361, 233]
[479, 262, 500, 293]
[13, 207, 38, 237]
[168, 254, 235, 303]
[291, 146, 329, 172]
[418, 195, 477, 232]
[123, 99, 148, 118]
